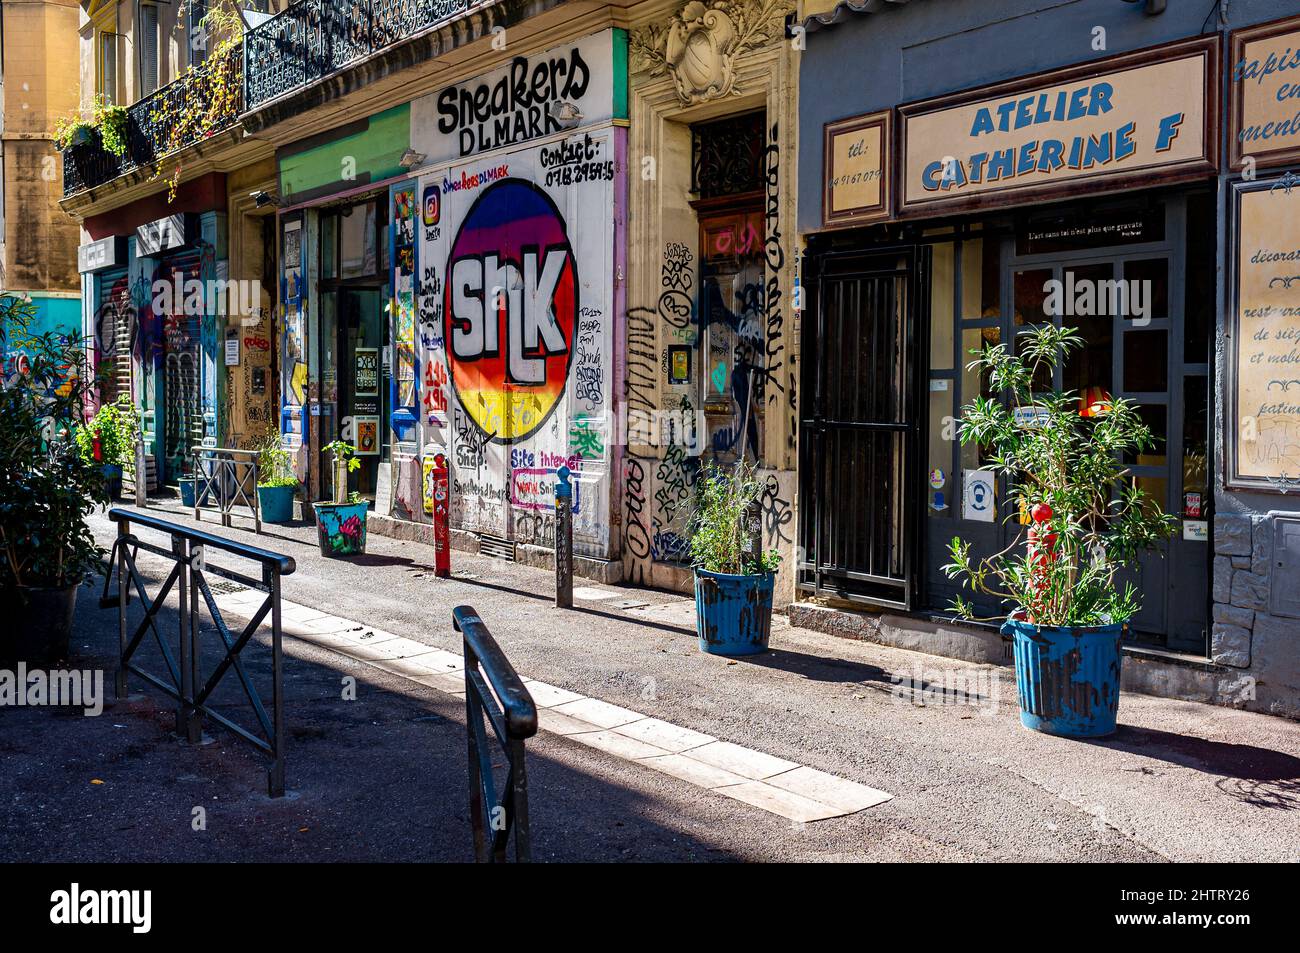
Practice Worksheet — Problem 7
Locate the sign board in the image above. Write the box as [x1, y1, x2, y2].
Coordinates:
[410, 30, 620, 168]
[899, 37, 1218, 217]
[1229, 14, 1300, 171]
[224, 329, 240, 366]
[354, 415, 381, 456]
[77, 236, 127, 273]
[136, 214, 194, 256]
[822, 110, 891, 228]
[1229, 177, 1300, 490]
[962, 469, 996, 522]
[355, 347, 380, 397]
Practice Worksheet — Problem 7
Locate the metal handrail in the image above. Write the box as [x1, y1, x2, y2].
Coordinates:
[100, 508, 295, 795]
[453, 605, 537, 862]
[193, 446, 261, 533]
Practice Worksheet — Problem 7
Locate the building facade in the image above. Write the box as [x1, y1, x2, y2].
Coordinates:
[796, 0, 1300, 716]
[1, 0, 80, 340]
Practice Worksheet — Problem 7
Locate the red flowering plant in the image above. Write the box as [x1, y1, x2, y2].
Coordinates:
[941, 324, 1176, 627]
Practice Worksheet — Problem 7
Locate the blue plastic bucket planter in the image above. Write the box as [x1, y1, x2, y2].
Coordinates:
[313, 501, 369, 557]
[258, 484, 296, 524]
[178, 477, 196, 508]
[101, 463, 122, 498]
[694, 569, 775, 656]
[1001, 617, 1124, 738]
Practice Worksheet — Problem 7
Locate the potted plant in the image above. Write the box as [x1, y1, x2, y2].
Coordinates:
[75, 400, 137, 499]
[256, 432, 299, 524]
[687, 459, 781, 656]
[943, 324, 1176, 738]
[0, 292, 109, 663]
[313, 440, 368, 557]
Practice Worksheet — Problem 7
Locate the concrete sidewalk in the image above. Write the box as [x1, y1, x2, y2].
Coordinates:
[4, 502, 1299, 861]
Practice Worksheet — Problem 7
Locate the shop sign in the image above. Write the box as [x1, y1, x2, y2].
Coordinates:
[77, 236, 126, 273]
[1228, 176, 1300, 491]
[410, 30, 619, 167]
[899, 37, 1218, 217]
[822, 110, 890, 228]
[1229, 14, 1300, 171]
[136, 214, 194, 256]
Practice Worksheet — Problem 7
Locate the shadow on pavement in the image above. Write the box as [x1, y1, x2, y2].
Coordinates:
[0, 573, 749, 862]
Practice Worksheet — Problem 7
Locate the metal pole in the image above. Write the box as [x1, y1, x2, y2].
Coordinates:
[268, 566, 285, 797]
[175, 535, 197, 740]
[554, 465, 573, 609]
[134, 431, 147, 507]
[433, 452, 450, 578]
[115, 517, 129, 699]
[186, 541, 203, 744]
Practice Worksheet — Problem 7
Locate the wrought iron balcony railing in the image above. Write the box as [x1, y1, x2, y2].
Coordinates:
[243, 0, 484, 110]
[62, 46, 243, 197]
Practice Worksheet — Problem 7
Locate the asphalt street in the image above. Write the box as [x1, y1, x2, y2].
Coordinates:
[3, 501, 1298, 862]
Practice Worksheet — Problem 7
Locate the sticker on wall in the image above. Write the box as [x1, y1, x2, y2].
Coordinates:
[443, 179, 577, 443]
[928, 468, 946, 489]
[668, 345, 691, 385]
[963, 469, 996, 522]
[1183, 520, 1208, 542]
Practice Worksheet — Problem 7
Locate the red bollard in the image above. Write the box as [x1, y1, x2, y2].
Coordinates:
[432, 452, 451, 578]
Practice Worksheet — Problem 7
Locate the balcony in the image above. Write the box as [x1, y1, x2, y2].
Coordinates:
[243, 0, 487, 111]
[61, 46, 243, 197]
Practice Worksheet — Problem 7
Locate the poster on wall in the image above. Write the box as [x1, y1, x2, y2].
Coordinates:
[1229, 178, 1300, 490]
[391, 186, 419, 444]
[416, 126, 618, 551]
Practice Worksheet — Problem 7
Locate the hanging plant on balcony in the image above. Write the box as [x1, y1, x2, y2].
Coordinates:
[150, 0, 243, 202]
[96, 103, 130, 159]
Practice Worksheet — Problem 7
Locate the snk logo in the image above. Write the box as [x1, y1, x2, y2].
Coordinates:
[450, 249, 570, 385]
[50, 883, 151, 933]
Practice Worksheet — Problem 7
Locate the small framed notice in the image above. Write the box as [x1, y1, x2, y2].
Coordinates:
[822, 110, 891, 229]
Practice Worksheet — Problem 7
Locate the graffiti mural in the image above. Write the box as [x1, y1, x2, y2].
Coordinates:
[417, 126, 620, 556]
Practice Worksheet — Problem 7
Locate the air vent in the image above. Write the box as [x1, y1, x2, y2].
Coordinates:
[478, 534, 516, 562]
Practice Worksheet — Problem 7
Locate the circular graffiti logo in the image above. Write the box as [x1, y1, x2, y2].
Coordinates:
[444, 178, 577, 443]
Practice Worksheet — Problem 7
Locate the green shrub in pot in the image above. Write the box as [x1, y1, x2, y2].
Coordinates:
[0, 292, 109, 662]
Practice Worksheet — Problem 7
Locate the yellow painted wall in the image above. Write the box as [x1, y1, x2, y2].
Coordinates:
[3, 0, 81, 292]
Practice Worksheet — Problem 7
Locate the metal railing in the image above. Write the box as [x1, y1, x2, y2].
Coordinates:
[243, 0, 483, 109]
[62, 45, 243, 196]
[453, 605, 537, 862]
[100, 508, 295, 796]
[193, 447, 261, 533]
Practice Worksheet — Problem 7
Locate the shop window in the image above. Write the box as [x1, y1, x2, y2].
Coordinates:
[1062, 263, 1115, 404]
[1181, 376, 1209, 518]
[1121, 258, 1169, 321]
[930, 243, 954, 370]
[960, 325, 999, 472]
[1013, 268, 1052, 325]
[340, 202, 377, 279]
[1123, 329, 1168, 392]
[1184, 192, 1215, 364]
[927, 383, 954, 519]
[1123, 404, 1168, 466]
[962, 238, 1000, 320]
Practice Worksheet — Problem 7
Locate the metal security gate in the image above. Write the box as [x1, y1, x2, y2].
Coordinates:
[95, 268, 134, 406]
[799, 248, 927, 609]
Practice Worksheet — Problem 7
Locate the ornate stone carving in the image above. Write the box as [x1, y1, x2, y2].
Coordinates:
[630, 0, 795, 105]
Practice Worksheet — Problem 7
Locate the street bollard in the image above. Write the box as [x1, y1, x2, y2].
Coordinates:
[432, 452, 451, 578]
[134, 431, 147, 507]
[555, 465, 573, 609]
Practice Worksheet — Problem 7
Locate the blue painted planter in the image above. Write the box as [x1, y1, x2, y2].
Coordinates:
[694, 569, 775, 656]
[178, 477, 196, 508]
[313, 501, 369, 557]
[101, 464, 122, 498]
[258, 484, 296, 524]
[1001, 617, 1124, 738]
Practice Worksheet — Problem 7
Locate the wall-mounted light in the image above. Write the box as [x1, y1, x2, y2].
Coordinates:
[549, 101, 584, 130]
[399, 148, 426, 170]
[251, 189, 281, 208]
[1121, 0, 1166, 14]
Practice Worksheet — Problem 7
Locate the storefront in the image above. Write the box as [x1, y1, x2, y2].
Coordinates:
[275, 106, 411, 503]
[392, 28, 627, 567]
[76, 175, 230, 486]
[798, 0, 1300, 715]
